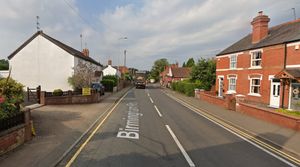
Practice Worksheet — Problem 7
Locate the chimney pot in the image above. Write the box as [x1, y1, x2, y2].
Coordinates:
[251, 11, 270, 43]
[108, 59, 112, 65]
[82, 48, 89, 57]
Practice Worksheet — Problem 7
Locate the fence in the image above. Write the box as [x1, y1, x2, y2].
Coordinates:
[0, 112, 25, 132]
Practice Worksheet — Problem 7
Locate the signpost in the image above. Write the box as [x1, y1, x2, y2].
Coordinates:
[82, 88, 91, 96]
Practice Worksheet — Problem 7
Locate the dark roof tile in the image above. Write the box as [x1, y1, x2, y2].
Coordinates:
[217, 19, 300, 56]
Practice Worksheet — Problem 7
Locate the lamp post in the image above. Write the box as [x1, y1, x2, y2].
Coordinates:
[118, 37, 128, 67]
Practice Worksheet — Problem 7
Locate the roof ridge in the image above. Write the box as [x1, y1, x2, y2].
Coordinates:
[270, 18, 300, 30]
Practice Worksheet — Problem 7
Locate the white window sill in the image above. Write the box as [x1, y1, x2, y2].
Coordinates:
[226, 90, 236, 94]
[247, 93, 261, 97]
[248, 66, 262, 70]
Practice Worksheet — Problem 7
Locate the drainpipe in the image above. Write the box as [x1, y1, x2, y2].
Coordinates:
[281, 43, 287, 108]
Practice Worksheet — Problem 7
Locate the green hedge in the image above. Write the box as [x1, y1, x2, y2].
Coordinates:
[171, 80, 202, 97]
[101, 79, 115, 92]
[102, 75, 118, 86]
[53, 89, 63, 96]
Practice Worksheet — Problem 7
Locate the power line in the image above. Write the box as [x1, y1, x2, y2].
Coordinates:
[62, 0, 98, 30]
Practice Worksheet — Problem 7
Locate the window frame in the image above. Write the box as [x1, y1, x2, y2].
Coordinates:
[228, 77, 237, 93]
[250, 51, 262, 68]
[249, 78, 261, 96]
[229, 54, 237, 69]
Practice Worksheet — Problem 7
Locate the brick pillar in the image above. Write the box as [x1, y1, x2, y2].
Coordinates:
[23, 108, 32, 141]
[235, 95, 245, 112]
[225, 93, 236, 110]
[194, 89, 200, 99]
[40, 91, 46, 105]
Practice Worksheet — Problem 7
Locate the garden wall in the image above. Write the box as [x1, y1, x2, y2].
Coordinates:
[0, 109, 32, 155]
[40, 91, 102, 105]
[196, 90, 235, 110]
[236, 102, 300, 131]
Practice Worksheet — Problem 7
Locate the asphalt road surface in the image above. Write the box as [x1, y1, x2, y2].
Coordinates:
[63, 84, 297, 167]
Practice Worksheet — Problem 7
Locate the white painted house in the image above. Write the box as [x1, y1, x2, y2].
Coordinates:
[8, 31, 103, 91]
[102, 60, 121, 78]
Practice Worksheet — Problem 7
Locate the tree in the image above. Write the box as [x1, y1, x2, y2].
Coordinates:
[0, 59, 9, 70]
[68, 61, 97, 90]
[186, 58, 195, 67]
[182, 62, 186, 67]
[190, 58, 216, 90]
[150, 58, 169, 80]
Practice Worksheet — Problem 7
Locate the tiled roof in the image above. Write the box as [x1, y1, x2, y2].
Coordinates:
[217, 19, 300, 56]
[8, 31, 102, 67]
[171, 67, 191, 78]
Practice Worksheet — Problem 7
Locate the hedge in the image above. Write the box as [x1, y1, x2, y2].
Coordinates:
[171, 81, 202, 97]
[101, 79, 115, 92]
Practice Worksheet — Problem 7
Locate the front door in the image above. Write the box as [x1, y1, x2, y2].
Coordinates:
[218, 77, 224, 97]
[269, 79, 280, 108]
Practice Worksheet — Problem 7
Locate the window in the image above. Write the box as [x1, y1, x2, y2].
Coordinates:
[251, 51, 262, 67]
[250, 78, 260, 94]
[230, 55, 237, 69]
[228, 77, 236, 91]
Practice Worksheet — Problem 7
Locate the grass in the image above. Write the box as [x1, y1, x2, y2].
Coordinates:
[277, 108, 300, 117]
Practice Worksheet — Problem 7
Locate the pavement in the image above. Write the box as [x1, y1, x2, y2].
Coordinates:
[58, 84, 297, 167]
[163, 87, 300, 157]
[0, 88, 131, 167]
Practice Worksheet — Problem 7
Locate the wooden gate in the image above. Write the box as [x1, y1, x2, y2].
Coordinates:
[27, 85, 41, 103]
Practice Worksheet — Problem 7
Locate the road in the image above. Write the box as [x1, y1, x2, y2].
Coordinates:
[61, 84, 297, 167]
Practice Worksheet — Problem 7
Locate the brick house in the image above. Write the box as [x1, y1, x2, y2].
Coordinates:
[216, 11, 300, 110]
[160, 63, 191, 87]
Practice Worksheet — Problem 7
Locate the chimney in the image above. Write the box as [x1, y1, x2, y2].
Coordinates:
[251, 11, 270, 43]
[82, 48, 89, 57]
[108, 59, 112, 65]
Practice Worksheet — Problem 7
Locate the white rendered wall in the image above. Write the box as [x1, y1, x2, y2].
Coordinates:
[10, 35, 74, 91]
[103, 65, 120, 77]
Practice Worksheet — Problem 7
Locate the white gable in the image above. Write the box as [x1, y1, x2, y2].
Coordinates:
[103, 65, 121, 77]
[9, 35, 75, 91]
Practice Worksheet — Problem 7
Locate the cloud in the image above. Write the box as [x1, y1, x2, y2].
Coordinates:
[97, 0, 300, 69]
[0, 0, 299, 70]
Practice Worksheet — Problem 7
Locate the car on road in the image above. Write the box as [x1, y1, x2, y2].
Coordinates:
[91, 83, 105, 95]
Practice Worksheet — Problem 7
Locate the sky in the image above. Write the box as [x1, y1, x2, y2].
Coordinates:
[0, 0, 300, 70]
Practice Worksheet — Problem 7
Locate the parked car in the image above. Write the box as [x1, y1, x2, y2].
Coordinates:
[91, 83, 105, 95]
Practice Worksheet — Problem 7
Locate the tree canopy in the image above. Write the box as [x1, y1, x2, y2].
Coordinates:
[190, 58, 216, 90]
[150, 58, 169, 80]
[0, 59, 9, 70]
[186, 58, 195, 67]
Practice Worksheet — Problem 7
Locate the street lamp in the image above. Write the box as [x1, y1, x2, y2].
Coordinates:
[118, 37, 128, 67]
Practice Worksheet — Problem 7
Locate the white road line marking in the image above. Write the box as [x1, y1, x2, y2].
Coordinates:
[149, 97, 154, 103]
[165, 125, 195, 167]
[154, 105, 162, 117]
[147, 93, 150, 97]
[166, 93, 298, 167]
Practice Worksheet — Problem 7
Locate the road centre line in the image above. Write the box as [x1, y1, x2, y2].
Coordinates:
[154, 105, 162, 117]
[65, 91, 129, 167]
[164, 92, 299, 167]
[149, 97, 154, 103]
[165, 125, 195, 167]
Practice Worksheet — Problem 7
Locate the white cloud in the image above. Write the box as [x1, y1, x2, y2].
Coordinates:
[0, 0, 299, 70]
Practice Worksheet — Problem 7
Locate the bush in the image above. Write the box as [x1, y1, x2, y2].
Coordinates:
[53, 89, 63, 96]
[101, 79, 115, 92]
[171, 80, 202, 97]
[102, 75, 118, 86]
[0, 78, 24, 119]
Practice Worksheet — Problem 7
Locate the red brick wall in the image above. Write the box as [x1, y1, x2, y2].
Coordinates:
[0, 127, 25, 155]
[286, 44, 300, 65]
[199, 91, 227, 108]
[216, 44, 286, 106]
[237, 102, 300, 130]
